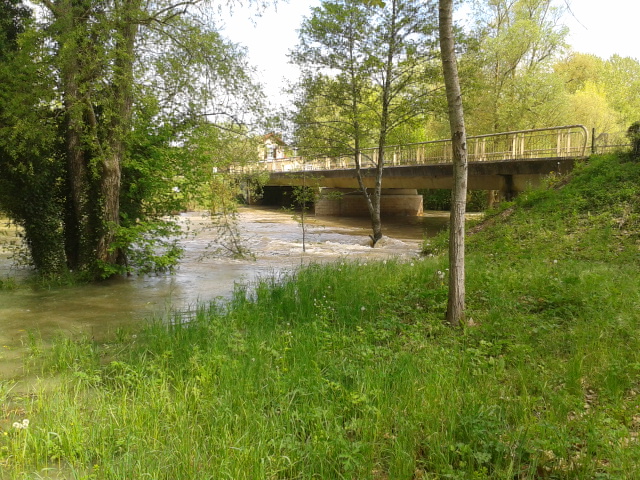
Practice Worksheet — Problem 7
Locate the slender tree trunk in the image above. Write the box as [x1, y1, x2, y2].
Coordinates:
[347, 21, 382, 246]
[439, 0, 468, 327]
[368, 0, 400, 246]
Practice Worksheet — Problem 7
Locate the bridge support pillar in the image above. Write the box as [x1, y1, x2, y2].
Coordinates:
[500, 174, 515, 201]
[315, 188, 423, 217]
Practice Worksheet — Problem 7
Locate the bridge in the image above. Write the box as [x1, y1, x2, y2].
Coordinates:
[234, 125, 595, 216]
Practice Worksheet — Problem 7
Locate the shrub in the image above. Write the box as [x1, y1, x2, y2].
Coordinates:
[627, 121, 640, 158]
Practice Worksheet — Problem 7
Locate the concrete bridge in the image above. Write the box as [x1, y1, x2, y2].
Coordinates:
[235, 125, 590, 216]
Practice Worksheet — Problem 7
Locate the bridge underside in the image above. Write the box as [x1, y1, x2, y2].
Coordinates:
[263, 157, 580, 217]
[315, 188, 424, 217]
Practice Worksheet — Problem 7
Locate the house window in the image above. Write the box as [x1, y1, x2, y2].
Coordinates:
[266, 144, 276, 160]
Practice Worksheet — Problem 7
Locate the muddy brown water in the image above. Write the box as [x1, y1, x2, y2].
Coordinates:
[0, 207, 449, 379]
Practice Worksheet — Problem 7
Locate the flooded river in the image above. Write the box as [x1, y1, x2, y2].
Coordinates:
[0, 207, 448, 377]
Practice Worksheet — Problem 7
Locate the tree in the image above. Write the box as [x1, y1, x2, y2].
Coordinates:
[0, 1, 69, 273]
[0, 0, 30, 57]
[553, 53, 640, 134]
[439, 0, 468, 326]
[291, 0, 438, 245]
[599, 55, 640, 129]
[463, 0, 568, 133]
[0, 0, 263, 278]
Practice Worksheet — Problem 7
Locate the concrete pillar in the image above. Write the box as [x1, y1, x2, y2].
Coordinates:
[315, 188, 423, 217]
[499, 175, 515, 202]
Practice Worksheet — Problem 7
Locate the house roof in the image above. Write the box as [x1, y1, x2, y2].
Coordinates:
[262, 132, 286, 146]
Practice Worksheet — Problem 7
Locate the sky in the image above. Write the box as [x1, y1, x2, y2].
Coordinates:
[221, 0, 640, 108]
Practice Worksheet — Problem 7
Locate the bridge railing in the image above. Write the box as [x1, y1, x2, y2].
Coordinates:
[592, 130, 633, 154]
[231, 125, 589, 174]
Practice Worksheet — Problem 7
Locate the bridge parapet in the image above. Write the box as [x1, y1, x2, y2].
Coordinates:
[232, 125, 589, 174]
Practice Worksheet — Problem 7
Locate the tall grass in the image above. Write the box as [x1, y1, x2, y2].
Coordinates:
[1, 154, 639, 479]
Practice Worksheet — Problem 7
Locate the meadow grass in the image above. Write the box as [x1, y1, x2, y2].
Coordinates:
[1, 153, 639, 479]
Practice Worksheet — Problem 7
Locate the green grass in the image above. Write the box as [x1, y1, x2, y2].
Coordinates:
[1, 154, 639, 479]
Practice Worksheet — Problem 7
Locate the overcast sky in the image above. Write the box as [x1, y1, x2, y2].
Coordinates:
[221, 0, 640, 108]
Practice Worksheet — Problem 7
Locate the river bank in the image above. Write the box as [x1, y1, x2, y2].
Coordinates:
[0, 207, 443, 380]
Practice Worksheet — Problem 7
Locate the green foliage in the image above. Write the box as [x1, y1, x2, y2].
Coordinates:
[627, 121, 640, 158]
[106, 220, 184, 277]
[422, 189, 488, 212]
[466, 154, 640, 263]
[292, 0, 440, 154]
[285, 183, 318, 253]
[462, 0, 569, 133]
[0, 24, 67, 275]
[0, 276, 17, 290]
[0, 0, 264, 280]
[0, 0, 30, 60]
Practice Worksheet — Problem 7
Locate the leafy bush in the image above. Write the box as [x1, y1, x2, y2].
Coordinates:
[627, 121, 640, 158]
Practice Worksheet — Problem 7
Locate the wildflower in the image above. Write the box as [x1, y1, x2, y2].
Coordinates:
[410, 262, 415, 267]
[553, 259, 558, 264]
[360, 306, 366, 312]
[12, 419, 29, 430]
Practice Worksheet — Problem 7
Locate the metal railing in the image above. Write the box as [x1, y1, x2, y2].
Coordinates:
[592, 130, 633, 154]
[232, 125, 590, 174]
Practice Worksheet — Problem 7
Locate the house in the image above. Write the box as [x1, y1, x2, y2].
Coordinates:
[262, 133, 287, 161]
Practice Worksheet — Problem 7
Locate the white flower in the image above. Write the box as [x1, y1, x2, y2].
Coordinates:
[12, 419, 29, 430]
[360, 306, 366, 312]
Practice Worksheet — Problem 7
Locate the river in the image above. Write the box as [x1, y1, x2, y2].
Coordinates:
[0, 207, 448, 378]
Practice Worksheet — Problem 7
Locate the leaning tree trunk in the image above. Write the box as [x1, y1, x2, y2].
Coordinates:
[439, 0, 468, 327]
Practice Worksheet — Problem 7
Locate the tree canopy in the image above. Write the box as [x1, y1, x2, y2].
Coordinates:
[0, 0, 264, 278]
[290, 0, 440, 243]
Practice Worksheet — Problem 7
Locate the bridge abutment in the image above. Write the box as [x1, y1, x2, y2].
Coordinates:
[315, 188, 423, 217]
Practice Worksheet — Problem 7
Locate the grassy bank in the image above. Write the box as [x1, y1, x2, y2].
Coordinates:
[1, 154, 639, 479]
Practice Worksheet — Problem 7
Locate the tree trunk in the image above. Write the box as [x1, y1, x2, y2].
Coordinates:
[439, 0, 468, 327]
[63, 69, 90, 270]
[56, 0, 93, 271]
[96, 3, 138, 267]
